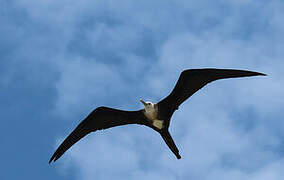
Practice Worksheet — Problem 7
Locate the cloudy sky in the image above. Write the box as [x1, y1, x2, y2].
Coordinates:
[1, 0, 284, 179]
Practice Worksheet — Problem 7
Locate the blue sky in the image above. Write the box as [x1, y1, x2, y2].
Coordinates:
[1, 0, 284, 179]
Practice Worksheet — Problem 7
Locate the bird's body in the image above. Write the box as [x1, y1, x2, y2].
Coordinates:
[142, 101, 158, 120]
[49, 68, 266, 163]
[140, 101, 164, 129]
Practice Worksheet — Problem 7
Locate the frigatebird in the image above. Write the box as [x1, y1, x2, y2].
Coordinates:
[49, 68, 266, 163]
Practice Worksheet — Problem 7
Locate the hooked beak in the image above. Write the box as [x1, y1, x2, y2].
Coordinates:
[140, 99, 147, 106]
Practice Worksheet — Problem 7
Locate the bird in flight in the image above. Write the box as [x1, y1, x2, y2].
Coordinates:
[49, 68, 266, 163]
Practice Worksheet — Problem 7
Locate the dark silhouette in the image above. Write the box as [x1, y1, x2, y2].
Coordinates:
[49, 68, 266, 163]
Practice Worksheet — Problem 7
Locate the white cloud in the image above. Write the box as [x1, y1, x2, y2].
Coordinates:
[54, 58, 130, 118]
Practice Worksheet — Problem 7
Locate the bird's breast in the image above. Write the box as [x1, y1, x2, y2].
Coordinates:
[143, 108, 158, 120]
[143, 108, 164, 129]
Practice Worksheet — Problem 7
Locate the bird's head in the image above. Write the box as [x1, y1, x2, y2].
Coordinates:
[140, 99, 155, 110]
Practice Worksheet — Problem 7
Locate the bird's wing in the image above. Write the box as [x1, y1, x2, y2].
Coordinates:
[49, 107, 145, 163]
[158, 68, 266, 117]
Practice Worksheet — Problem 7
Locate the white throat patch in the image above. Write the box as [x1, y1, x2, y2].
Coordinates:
[144, 103, 158, 120]
[142, 102, 164, 129]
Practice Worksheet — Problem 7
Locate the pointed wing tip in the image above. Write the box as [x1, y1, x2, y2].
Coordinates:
[245, 70, 267, 77]
[256, 72, 267, 76]
[177, 154, 181, 159]
[49, 153, 59, 164]
[49, 157, 59, 164]
[49, 156, 55, 164]
[236, 70, 266, 77]
[49, 158, 53, 164]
